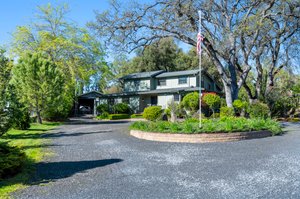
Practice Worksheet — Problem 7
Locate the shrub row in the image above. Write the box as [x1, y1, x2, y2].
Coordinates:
[108, 114, 130, 120]
[130, 117, 282, 135]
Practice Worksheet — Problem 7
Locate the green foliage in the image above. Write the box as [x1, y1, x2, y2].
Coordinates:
[0, 122, 60, 197]
[181, 92, 199, 114]
[130, 117, 282, 135]
[143, 106, 163, 121]
[220, 107, 235, 118]
[113, 103, 131, 114]
[96, 104, 109, 114]
[249, 102, 270, 119]
[203, 94, 221, 117]
[0, 142, 26, 180]
[0, 49, 13, 135]
[233, 99, 249, 116]
[11, 3, 108, 117]
[131, 114, 143, 119]
[108, 114, 130, 120]
[96, 111, 110, 120]
[12, 53, 64, 123]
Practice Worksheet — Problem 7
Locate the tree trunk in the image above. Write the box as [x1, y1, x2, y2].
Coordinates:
[35, 97, 42, 124]
[224, 83, 233, 107]
[36, 109, 42, 124]
[170, 112, 177, 123]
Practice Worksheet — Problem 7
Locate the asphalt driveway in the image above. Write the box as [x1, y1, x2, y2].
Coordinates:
[14, 119, 300, 199]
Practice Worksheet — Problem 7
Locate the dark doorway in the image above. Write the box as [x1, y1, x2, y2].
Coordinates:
[151, 96, 157, 105]
[78, 98, 94, 115]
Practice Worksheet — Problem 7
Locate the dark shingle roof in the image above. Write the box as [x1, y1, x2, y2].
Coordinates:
[155, 69, 199, 78]
[78, 91, 103, 99]
[120, 70, 164, 80]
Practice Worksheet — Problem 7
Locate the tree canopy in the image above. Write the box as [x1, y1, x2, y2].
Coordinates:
[90, 0, 300, 107]
[12, 53, 64, 123]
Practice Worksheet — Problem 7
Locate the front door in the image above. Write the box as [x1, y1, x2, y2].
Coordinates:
[151, 96, 157, 105]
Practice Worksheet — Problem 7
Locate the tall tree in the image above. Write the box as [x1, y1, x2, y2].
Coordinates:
[90, 0, 300, 107]
[0, 49, 13, 135]
[12, 53, 64, 124]
[11, 3, 108, 106]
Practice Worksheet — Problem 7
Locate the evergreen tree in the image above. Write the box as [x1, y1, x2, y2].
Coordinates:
[0, 49, 12, 135]
[12, 53, 64, 124]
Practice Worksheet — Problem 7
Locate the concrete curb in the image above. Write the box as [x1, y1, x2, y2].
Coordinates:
[130, 130, 272, 143]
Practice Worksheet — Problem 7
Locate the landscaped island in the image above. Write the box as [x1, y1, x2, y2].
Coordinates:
[130, 117, 282, 135]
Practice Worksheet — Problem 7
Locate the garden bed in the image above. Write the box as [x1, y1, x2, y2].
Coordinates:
[129, 117, 282, 143]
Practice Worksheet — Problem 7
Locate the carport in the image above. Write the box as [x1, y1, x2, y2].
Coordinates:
[75, 91, 103, 116]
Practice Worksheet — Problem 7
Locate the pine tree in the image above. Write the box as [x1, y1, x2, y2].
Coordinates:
[12, 53, 64, 124]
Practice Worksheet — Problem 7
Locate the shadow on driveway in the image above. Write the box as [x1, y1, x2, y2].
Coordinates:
[6, 130, 113, 139]
[30, 159, 123, 184]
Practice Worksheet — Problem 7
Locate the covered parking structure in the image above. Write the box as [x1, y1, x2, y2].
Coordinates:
[75, 91, 103, 116]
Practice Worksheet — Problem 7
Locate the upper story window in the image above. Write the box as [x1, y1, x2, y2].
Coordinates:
[158, 79, 166, 86]
[134, 80, 140, 87]
[178, 76, 187, 84]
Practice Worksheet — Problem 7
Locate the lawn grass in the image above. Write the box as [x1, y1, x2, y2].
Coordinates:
[0, 122, 61, 199]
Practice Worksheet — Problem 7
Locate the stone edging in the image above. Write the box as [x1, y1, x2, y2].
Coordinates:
[130, 130, 272, 143]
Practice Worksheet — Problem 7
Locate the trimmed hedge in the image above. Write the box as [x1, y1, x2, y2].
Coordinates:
[143, 106, 162, 121]
[109, 114, 130, 120]
[96, 111, 110, 120]
[0, 142, 26, 179]
[131, 114, 143, 119]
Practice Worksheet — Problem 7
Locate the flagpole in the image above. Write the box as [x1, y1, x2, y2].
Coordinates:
[198, 10, 202, 128]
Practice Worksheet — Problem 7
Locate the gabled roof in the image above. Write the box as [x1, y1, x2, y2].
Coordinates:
[120, 70, 164, 80]
[78, 91, 103, 99]
[155, 69, 199, 78]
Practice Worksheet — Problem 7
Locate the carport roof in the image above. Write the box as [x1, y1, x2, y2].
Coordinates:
[78, 91, 103, 99]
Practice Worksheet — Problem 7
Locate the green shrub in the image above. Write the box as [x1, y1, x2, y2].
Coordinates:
[143, 106, 162, 121]
[233, 99, 249, 116]
[249, 102, 270, 119]
[164, 108, 171, 118]
[109, 114, 130, 120]
[131, 114, 143, 119]
[210, 113, 220, 118]
[113, 103, 131, 114]
[203, 93, 221, 117]
[129, 117, 282, 135]
[181, 92, 199, 114]
[220, 107, 235, 118]
[12, 109, 30, 130]
[96, 111, 109, 120]
[0, 142, 26, 179]
[96, 104, 109, 114]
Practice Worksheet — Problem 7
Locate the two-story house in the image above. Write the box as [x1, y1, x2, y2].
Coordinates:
[76, 69, 222, 115]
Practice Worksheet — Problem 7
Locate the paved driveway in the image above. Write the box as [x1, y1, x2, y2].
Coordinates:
[15, 119, 300, 199]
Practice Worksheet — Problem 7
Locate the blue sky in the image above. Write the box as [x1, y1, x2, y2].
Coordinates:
[0, 0, 191, 60]
[0, 0, 111, 47]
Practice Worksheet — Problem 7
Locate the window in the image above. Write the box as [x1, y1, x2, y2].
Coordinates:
[158, 79, 166, 86]
[108, 98, 114, 105]
[178, 76, 187, 84]
[208, 84, 211, 90]
[174, 94, 180, 102]
[122, 97, 129, 104]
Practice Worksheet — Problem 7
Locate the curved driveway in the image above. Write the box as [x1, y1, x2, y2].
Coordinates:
[15, 119, 300, 199]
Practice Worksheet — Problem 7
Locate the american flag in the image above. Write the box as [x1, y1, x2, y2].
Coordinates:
[197, 32, 203, 55]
